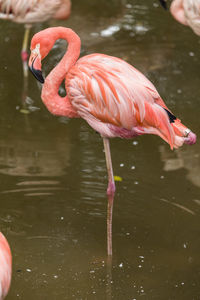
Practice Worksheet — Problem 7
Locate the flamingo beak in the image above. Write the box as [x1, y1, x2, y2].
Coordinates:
[159, 0, 168, 10]
[28, 44, 44, 83]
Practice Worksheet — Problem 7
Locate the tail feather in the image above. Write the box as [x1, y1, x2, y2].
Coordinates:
[163, 108, 177, 123]
[172, 119, 187, 136]
[143, 102, 196, 148]
[144, 102, 175, 149]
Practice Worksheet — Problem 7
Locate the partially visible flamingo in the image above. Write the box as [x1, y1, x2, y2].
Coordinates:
[0, 0, 71, 76]
[28, 26, 196, 197]
[0, 232, 12, 300]
[159, 0, 200, 35]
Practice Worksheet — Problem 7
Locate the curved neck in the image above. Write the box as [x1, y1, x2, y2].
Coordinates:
[42, 27, 81, 117]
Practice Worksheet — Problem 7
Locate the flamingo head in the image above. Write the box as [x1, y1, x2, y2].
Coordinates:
[29, 43, 44, 83]
[28, 30, 56, 83]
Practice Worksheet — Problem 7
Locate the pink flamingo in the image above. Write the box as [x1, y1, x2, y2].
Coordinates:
[0, 232, 12, 300]
[159, 0, 200, 35]
[28, 26, 196, 197]
[0, 0, 71, 76]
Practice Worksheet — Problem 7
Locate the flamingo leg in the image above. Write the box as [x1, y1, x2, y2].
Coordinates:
[103, 138, 114, 257]
[21, 25, 31, 78]
[106, 240, 113, 298]
[103, 137, 116, 196]
[107, 194, 114, 256]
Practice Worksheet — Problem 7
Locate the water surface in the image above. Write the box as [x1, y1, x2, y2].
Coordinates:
[0, 0, 200, 299]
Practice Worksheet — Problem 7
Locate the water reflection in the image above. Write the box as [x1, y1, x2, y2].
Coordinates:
[0, 126, 71, 178]
[160, 144, 200, 187]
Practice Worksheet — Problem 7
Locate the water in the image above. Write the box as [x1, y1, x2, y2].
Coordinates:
[0, 0, 200, 299]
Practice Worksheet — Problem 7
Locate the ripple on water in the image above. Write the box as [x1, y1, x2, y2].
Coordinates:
[1, 180, 67, 197]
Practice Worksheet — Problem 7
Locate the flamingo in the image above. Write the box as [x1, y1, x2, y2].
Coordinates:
[28, 26, 196, 197]
[0, 0, 71, 76]
[0, 232, 12, 300]
[159, 0, 200, 35]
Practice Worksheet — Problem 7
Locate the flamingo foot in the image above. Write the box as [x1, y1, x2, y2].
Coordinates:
[184, 131, 197, 145]
[107, 180, 116, 196]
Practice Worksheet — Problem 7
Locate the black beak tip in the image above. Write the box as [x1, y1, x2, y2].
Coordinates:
[29, 64, 44, 84]
[159, 0, 168, 10]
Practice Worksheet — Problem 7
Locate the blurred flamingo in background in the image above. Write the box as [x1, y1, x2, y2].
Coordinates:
[0, 232, 12, 300]
[29, 26, 196, 196]
[0, 0, 71, 76]
[159, 0, 200, 35]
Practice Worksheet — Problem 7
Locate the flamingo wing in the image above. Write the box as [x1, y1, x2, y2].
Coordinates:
[66, 54, 175, 148]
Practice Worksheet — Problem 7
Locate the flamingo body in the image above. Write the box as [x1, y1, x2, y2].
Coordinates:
[0, 0, 71, 23]
[178, 0, 200, 35]
[0, 233, 12, 300]
[66, 53, 194, 149]
[29, 27, 196, 194]
[161, 0, 200, 35]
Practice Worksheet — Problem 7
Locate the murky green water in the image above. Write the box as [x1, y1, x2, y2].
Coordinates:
[0, 0, 200, 299]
